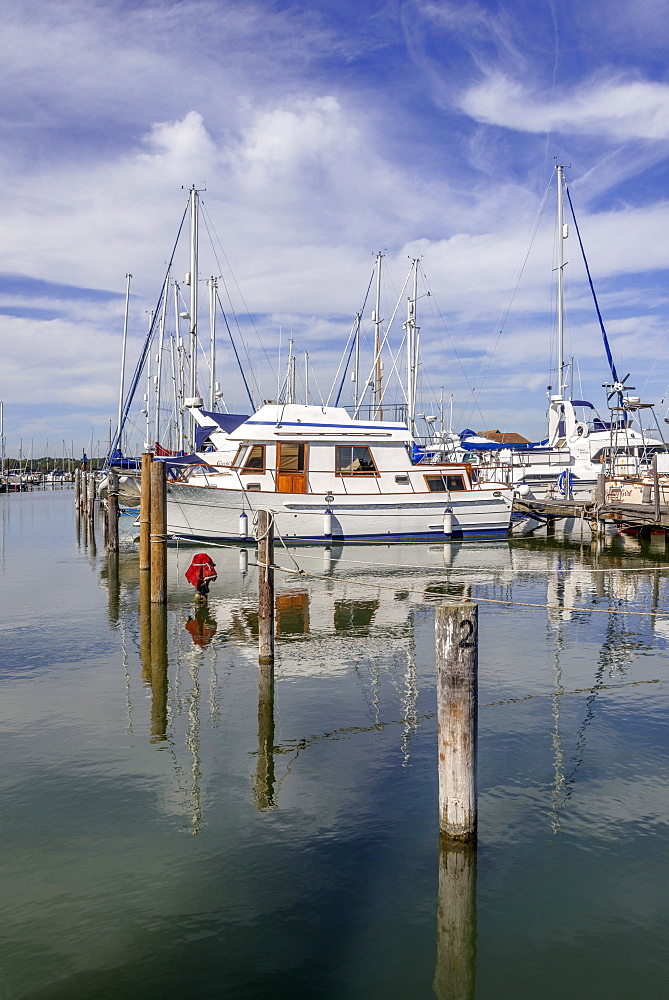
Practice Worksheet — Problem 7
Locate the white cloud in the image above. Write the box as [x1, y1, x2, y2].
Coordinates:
[460, 73, 669, 142]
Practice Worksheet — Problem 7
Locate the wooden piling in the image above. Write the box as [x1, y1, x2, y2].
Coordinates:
[436, 603, 478, 841]
[80, 469, 87, 513]
[653, 453, 661, 523]
[257, 509, 275, 663]
[107, 470, 119, 552]
[74, 468, 81, 509]
[596, 471, 606, 504]
[139, 451, 152, 572]
[87, 472, 95, 520]
[150, 459, 167, 604]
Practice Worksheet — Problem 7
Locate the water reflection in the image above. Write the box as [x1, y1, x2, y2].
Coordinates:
[150, 603, 168, 744]
[433, 840, 477, 1000]
[184, 604, 218, 648]
[253, 658, 276, 811]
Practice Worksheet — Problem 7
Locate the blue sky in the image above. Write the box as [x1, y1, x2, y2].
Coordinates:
[2, 0, 669, 456]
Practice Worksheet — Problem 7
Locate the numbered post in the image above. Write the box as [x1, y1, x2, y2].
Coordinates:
[436, 603, 478, 841]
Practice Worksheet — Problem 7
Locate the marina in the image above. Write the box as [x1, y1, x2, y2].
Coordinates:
[1, 487, 668, 998]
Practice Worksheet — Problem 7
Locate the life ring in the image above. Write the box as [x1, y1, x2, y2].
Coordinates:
[570, 421, 588, 440]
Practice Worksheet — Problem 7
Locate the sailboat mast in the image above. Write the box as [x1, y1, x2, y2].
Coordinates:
[406, 259, 419, 437]
[188, 186, 199, 449]
[373, 251, 383, 417]
[556, 164, 566, 399]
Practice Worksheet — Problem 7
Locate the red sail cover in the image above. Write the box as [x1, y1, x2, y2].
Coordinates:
[185, 554, 217, 590]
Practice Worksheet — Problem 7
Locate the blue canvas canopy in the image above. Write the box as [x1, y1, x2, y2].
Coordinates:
[194, 411, 249, 451]
[458, 429, 550, 452]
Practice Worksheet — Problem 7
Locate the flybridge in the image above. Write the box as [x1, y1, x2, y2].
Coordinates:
[227, 404, 413, 444]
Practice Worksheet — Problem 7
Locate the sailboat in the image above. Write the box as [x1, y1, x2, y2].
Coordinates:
[447, 166, 667, 499]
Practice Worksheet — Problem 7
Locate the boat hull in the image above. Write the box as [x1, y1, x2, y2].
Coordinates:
[166, 483, 512, 544]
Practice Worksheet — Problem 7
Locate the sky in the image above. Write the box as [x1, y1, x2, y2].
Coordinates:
[2, 0, 669, 457]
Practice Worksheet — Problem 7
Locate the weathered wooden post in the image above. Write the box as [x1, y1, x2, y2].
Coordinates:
[653, 452, 661, 523]
[80, 469, 87, 513]
[257, 509, 275, 663]
[88, 472, 96, 521]
[139, 451, 152, 572]
[150, 459, 167, 604]
[106, 470, 119, 552]
[433, 841, 477, 1000]
[436, 603, 478, 841]
[596, 471, 606, 504]
[74, 467, 81, 509]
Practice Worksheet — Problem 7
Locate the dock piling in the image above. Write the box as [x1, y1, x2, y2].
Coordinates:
[653, 453, 661, 523]
[140, 452, 152, 572]
[106, 470, 119, 552]
[436, 603, 478, 841]
[257, 509, 275, 663]
[150, 459, 167, 604]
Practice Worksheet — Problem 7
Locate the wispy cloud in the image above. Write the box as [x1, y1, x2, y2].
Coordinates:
[460, 73, 669, 142]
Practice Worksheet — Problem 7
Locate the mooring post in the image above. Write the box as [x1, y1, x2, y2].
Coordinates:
[74, 468, 81, 509]
[79, 469, 87, 514]
[596, 471, 606, 504]
[88, 472, 96, 521]
[150, 459, 167, 604]
[436, 603, 478, 841]
[107, 470, 119, 552]
[140, 451, 152, 572]
[653, 453, 661, 523]
[257, 509, 275, 663]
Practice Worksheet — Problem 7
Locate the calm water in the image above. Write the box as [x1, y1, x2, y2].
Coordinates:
[1, 490, 668, 999]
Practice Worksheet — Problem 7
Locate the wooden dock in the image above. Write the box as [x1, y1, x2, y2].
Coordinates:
[513, 496, 669, 533]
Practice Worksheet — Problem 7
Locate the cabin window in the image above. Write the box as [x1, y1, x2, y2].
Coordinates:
[231, 445, 246, 468]
[335, 445, 377, 476]
[278, 442, 306, 472]
[242, 444, 265, 473]
[424, 474, 466, 492]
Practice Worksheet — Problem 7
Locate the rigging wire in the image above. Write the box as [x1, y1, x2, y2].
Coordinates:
[200, 199, 275, 395]
[463, 173, 555, 425]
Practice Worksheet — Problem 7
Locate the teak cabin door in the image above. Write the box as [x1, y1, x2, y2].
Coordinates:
[276, 442, 308, 493]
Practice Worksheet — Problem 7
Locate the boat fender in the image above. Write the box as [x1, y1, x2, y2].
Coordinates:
[185, 553, 217, 597]
[323, 508, 333, 537]
[571, 421, 589, 440]
[239, 510, 248, 538]
[443, 507, 453, 536]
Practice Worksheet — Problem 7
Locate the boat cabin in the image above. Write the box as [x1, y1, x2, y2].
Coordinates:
[180, 404, 478, 495]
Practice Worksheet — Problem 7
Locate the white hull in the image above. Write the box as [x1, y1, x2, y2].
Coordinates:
[166, 482, 512, 544]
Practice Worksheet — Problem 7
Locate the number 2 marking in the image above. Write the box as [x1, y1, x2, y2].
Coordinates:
[459, 619, 474, 648]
